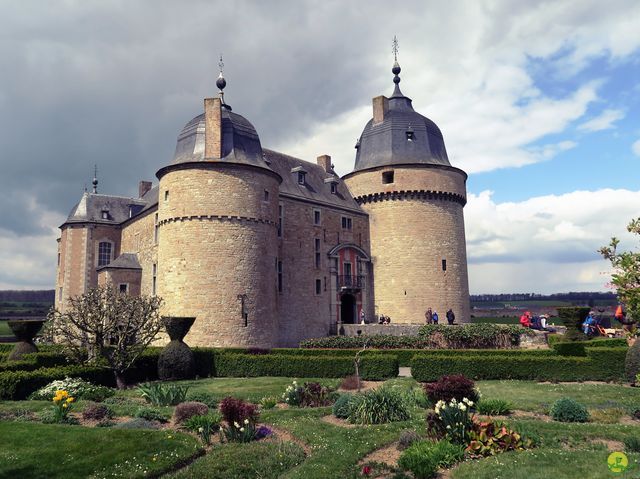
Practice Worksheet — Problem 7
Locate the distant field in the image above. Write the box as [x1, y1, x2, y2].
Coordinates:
[0, 301, 52, 318]
[0, 321, 13, 336]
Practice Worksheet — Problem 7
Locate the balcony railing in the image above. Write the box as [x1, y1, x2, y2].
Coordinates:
[338, 275, 365, 290]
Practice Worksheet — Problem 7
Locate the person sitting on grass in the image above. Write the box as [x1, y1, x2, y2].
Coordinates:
[582, 311, 596, 335]
[519, 311, 532, 328]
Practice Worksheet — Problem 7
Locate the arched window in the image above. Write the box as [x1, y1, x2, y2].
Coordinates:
[98, 242, 112, 266]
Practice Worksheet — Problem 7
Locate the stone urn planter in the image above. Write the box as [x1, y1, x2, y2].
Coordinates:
[8, 319, 46, 360]
[556, 307, 590, 341]
[158, 317, 196, 380]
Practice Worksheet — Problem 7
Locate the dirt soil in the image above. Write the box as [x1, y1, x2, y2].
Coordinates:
[358, 441, 402, 467]
[338, 381, 383, 393]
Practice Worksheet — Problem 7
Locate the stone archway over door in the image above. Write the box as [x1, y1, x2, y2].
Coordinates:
[340, 293, 356, 324]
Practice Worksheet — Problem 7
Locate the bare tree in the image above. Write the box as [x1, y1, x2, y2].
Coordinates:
[48, 286, 163, 389]
[353, 338, 370, 392]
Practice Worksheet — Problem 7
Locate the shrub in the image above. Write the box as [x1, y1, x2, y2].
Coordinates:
[340, 374, 361, 390]
[259, 396, 278, 409]
[113, 418, 161, 430]
[424, 374, 479, 404]
[82, 403, 113, 421]
[625, 339, 640, 383]
[183, 412, 222, 445]
[466, 419, 533, 457]
[347, 387, 412, 425]
[173, 401, 209, 424]
[30, 377, 113, 402]
[398, 440, 465, 479]
[476, 399, 512, 416]
[398, 429, 422, 451]
[624, 436, 640, 453]
[418, 324, 527, 348]
[557, 307, 590, 341]
[137, 382, 189, 406]
[432, 398, 475, 445]
[219, 397, 258, 426]
[552, 341, 588, 357]
[158, 317, 195, 381]
[550, 398, 589, 422]
[281, 380, 335, 407]
[186, 391, 218, 408]
[332, 394, 354, 419]
[134, 407, 169, 423]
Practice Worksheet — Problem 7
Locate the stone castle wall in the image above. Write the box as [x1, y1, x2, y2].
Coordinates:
[344, 165, 470, 324]
[121, 208, 158, 296]
[157, 164, 280, 347]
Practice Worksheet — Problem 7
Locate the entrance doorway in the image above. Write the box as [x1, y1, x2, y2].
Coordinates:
[340, 293, 356, 324]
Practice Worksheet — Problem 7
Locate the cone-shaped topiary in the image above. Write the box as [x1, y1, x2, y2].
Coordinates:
[557, 307, 590, 341]
[625, 338, 640, 384]
[8, 319, 45, 360]
[158, 317, 196, 380]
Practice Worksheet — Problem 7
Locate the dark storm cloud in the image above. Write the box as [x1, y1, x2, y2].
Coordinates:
[0, 0, 422, 236]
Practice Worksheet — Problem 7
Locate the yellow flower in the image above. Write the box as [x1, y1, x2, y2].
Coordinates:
[63, 403, 68, 408]
[66, 397, 74, 403]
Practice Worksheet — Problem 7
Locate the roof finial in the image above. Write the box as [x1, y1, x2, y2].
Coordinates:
[216, 54, 230, 109]
[391, 35, 403, 97]
[92, 165, 98, 194]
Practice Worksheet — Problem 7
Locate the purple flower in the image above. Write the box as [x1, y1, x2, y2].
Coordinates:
[255, 425, 272, 439]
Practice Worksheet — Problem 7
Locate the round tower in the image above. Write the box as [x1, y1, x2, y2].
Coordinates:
[343, 59, 470, 324]
[156, 72, 281, 347]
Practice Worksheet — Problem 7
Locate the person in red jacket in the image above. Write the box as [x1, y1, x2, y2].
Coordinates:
[520, 311, 532, 328]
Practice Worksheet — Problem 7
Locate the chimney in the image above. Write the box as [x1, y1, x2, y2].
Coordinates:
[317, 155, 332, 173]
[204, 97, 222, 158]
[372, 95, 389, 124]
[138, 181, 152, 198]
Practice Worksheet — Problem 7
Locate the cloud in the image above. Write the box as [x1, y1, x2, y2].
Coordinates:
[577, 108, 625, 131]
[633, 139, 640, 157]
[465, 188, 640, 293]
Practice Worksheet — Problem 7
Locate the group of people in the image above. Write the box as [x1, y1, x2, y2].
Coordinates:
[377, 314, 392, 324]
[425, 308, 456, 325]
[519, 311, 552, 330]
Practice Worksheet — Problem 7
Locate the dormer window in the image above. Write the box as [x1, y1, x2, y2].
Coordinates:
[324, 177, 339, 195]
[101, 210, 109, 220]
[331, 183, 337, 194]
[406, 125, 415, 141]
[298, 172, 306, 185]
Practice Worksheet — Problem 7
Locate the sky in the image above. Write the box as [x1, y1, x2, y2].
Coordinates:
[0, 0, 639, 294]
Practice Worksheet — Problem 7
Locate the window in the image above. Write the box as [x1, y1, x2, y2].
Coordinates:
[98, 242, 112, 266]
[119, 283, 128, 294]
[313, 209, 321, 225]
[341, 216, 352, 230]
[154, 213, 159, 244]
[277, 260, 283, 293]
[315, 279, 322, 295]
[57, 252, 60, 266]
[101, 210, 109, 220]
[264, 190, 269, 201]
[442, 259, 447, 271]
[343, 262, 352, 278]
[278, 203, 283, 237]
[382, 171, 394, 184]
[330, 182, 337, 194]
[58, 287, 63, 302]
[164, 190, 169, 201]
[152, 263, 157, 296]
[406, 128, 415, 141]
[315, 238, 321, 269]
[298, 172, 306, 185]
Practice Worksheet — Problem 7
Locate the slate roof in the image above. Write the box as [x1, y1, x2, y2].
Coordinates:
[264, 149, 364, 215]
[96, 253, 142, 272]
[63, 192, 149, 227]
[353, 83, 451, 173]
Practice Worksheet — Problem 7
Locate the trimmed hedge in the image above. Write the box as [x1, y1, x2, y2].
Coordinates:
[411, 347, 627, 382]
[553, 338, 628, 357]
[214, 353, 398, 380]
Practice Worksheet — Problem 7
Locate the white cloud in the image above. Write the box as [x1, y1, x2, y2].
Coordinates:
[465, 188, 640, 293]
[633, 139, 640, 157]
[577, 108, 625, 132]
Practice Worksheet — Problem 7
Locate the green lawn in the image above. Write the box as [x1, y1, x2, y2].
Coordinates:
[0, 422, 202, 478]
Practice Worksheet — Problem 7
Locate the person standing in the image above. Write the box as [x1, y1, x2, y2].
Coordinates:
[433, 311, 439, 324]
[425, 308, 433, 324]
[360, 309, 366, 325]
[446, 309, 455, 325]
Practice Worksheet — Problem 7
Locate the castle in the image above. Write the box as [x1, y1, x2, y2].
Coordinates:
[54, 57, 471, 347]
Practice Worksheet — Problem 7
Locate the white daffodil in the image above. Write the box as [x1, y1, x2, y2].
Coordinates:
[244, 418, 249, 425]
[234, 421, 240, 428]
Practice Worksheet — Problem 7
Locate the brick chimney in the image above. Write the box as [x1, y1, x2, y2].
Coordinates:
[372, 95, 389, 124]
[204, 97, 222, 158]
[138, 181, 152, 198]
[317, 155, 332, 173]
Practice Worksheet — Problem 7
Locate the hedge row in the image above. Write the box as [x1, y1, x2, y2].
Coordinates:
[0, 352, 68, 372]
[552, 338, 628, 357]
[411, 347, 627, 382]
[214, 353, 398, 380]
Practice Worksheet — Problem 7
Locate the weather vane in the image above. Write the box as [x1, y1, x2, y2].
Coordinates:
[392, 35, 399, 62]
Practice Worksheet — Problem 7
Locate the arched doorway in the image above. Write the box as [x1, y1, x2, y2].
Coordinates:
[340, 293, 356, 324]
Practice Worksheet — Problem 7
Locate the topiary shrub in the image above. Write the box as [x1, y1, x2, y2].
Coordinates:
[82, 403, 113, 421]
[398, 429, 422, 451]
[550, 397, 589, 422]
[7, 320, 45, 360]
[332, 393, 354, 419]
[625, 339, 640, 383]
[135, 406, 169, 423]
[158, 317, 196, 381]
[424, 374, 479, 404]
[557, 307, 590, 341]
[173, 401, 209, 424]
[398, 440, 465, 479]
